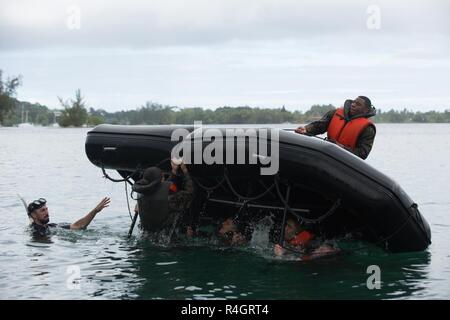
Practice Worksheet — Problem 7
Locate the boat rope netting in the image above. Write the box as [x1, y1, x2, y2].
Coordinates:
[100, 161, 426, 253]
[192, 168, 341, 226]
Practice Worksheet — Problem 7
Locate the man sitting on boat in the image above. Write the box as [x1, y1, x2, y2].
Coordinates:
[295, 96, 376, 159]
[132, 159, 194, 236]
[274, 214, 339, 260]
[27, 197, 110, 237]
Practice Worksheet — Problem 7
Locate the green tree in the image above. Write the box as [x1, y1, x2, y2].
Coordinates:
[0, 70, 21, 125]
[87, 115, 105, 126]
[412, 112, 426, 123]
[57, 89, 88, 127]
[304, 104, 335, 121]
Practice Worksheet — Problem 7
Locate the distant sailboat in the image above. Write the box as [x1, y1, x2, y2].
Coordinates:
[18, 106, 33, 128]
[51, 111, 61, 127]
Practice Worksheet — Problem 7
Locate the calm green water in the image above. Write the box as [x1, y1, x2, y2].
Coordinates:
[0, 124, 449, 299]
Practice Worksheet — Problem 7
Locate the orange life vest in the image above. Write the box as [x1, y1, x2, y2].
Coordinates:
[169, 183, 178, 193]
[289, 230, 314, 247]
[327, 108, 374, 150]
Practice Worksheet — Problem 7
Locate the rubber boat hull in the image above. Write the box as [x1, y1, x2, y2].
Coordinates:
[85, 124, 431, 253]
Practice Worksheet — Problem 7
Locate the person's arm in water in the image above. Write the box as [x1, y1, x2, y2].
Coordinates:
[70, 197, 110, 230]
[274, 243, 308, 256]
[295, 109, 335, 135]
[274, 243, 339, 260]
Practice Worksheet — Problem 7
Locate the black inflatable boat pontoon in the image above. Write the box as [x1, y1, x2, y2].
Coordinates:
[85, 124, 431, 253]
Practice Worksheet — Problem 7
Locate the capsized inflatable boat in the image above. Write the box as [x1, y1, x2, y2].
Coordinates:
[85, 124, 431, 253]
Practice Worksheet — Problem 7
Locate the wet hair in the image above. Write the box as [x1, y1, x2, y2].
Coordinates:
[286, 214, 308, 234]
[358, 96, 372, 109]
[218, 216, 253, 242]
[27, 198, 47, 216]
[287, 213, 301, 225]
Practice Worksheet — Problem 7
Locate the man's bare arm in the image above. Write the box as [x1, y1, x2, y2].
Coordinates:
[70, 197, 110, 230]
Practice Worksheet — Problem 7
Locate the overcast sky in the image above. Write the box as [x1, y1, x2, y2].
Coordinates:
[1, 0, 449, 112]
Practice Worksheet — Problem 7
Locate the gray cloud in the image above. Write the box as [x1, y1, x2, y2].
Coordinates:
[0, 0, 449, 50]
[2, 38, 449, 111]
[1, 0, 449, 111]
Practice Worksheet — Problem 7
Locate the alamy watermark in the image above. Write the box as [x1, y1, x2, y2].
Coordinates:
[366, 265, 381, 289]
[366, 5, 381, 30]
[66, 5, 81, 30]
[66, 265, 81, 290]
[170, 122, 280, 175]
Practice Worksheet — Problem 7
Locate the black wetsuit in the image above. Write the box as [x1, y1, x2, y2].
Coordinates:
[30, 222, 70, 237]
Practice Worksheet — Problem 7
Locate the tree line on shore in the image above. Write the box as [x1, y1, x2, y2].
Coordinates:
[1, 71, 450, 127]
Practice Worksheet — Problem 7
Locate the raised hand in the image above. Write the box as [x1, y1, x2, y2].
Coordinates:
[180, 162, 188, 174]
[94, 197, 111, 213]
[295, 127, 307, 134]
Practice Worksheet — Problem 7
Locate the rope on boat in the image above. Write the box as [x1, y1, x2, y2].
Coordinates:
[279, 185, 291, 246]
[102, 158, 420, 254]
[274, 176, 341, 224]
[223, 169, 277, 202]
[124, 181, 133, 221]
[101, 156, 171, 184]
[192, 175, 226, 192]
[101, 161, 139, 183]
[107, 169, 422, 256]
[192, 168, 341, 226]
[328, 203, 420, 255]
